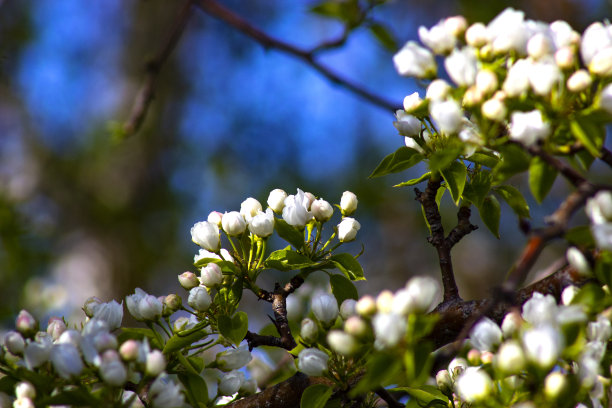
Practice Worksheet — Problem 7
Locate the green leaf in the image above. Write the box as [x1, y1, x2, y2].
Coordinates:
[478, 195, 501, 238]
[0, 376, 16, 394]
[494, 185, 530, 218]
[595, 251, 612, 289]
[463, 171, 492, 208]
[575, 149, 596, 171]
[394, 172, 431, 188]
[350, 352, 402, 397]
[179, 373, 209, 406]
[369, 147, 424, 178]
[570, 116, 604, 158]
[330, 274, 358, 305]
[368, 23, 397, 52]
[428, 145, 462, 173]
[571, 283, 606, 314]
[565, 225, 595, 248]
[440, 161, 467, 204]
[310, 0, 360, 24]
[404, 342, 434, 384]
[492, 143, 531, 183]
[466, 152, 500, 168]
[218, 311, 249, 345]
[330, 253, 365, 281]
[275, 219, 306, 249]
[163, 327, 210, 355]
[39, 389, 100, 406]
[528, 156, 557, 203]
[265, 249, 314, 271]
[300, 384, 334, 408]
[390, 385, 448, 407]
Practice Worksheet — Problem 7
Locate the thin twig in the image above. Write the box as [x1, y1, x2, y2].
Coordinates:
[375, 388, 404, 408]
[195, 0, 399, 112]
[123, 1, 194, 136]
[601, 147, 612, 168]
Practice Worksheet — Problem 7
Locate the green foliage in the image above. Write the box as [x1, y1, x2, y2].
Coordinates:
[329, 274, 359, 304]
[528, 156, 557, 203]
[478, 194, 501, 238]
[217, 311, 249, 345]
[301, 384, 334, 408]
[440, 160, 467, 204]
[329, 253, 365, 281]
[369, 147, 424, 178]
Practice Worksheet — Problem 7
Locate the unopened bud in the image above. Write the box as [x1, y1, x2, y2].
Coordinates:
[436, 369, 452, 394]
[544, 371, 568, 399]
[567, 70, 592, 93]
[376, 290, 394, 314]
[340, 191, 358, 216]
[46, 317, 67, 341]
[475, 70, 498, 95]
[145, 350, 166, 377]
[467, 349, 481, 365]
[83, 297, 103, 318]
[344, 316, 368, 338]
[555, 47, 575, 69]
[339, 299, 357, 320]
[4, 331, 25, 355]
[300, 318, 319, 344]
[355, 295, 376, 317]
[163, 294, 182, 315]
[327, 330, 358, 356]
[566, 247, 591, 276]
[495, 340, 525, 374]
[465, 23, 488, 47]
[119, 340, 140, 361]
[207, 211, 223, 227]
[179, 272, 199, 290]
[200, 263, 223, 287]
[444, 16, 467, 38]
[463, 86, 483, 107]
[16, 310, 38, 338]
[403, 92, 423, 112]
[481, 98, 506, 121]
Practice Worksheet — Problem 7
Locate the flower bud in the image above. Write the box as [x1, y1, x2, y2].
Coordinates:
[470, 317, 502, 351]
[503, 59, 531, 97]
[99, 350, 127, 386]
[567, 69, 592, 92]
[481, 98, 506, 121]
[283, 189, 313, 228]
[311, 293, 339, 326]
[15, 382, 35, 400]
[248, 208, 275, 238]
[495, 340, 525, 374]
[340, 191, 358, 216]
[337, 217, 360, 242]
[590, 47, 612, 76]
[297, 348, 329, 376]
[216, 346, 252, 371]
[462, 86, 483, 107]
[373, 313, 406, 349]
[240, 378, 257, 395]
[51, 343, 84, 379]
[587, 315, 612, 342]
[430, 99, 463, 134]
[13, 397, 35, 408]
[240, 198, 262, 222]
[219, 370, 245, 396]
[173, 316, 191, 332]
[267, 189, 287, 213]
[527, 33, 553, 59]
[93, 300, 123, 331]
[327, 330, 358, 356]
[146, 350, 166, 376]
[481, 350, 494, 364]
[311, 199, 334, 222]
[344, 316, 368, 338]
[467, 349, 481, 365]
[448, 357, 468, 379]
[94, 332, 118, 352]
[418, 21, 456, 55]
[191, 221, 221, 252]
[163, 294, 182, 315]
[436, 370, 452, 394]
[188, 286, 212, 312]
[83, 296, 103, 318]
[339, 299, 357, 320]
[403, 276, 440, 313]
[455, 367, 493, 403]
[222, 211, 247, 236]
[393, 41, 437, 78]
[16, 310, 38, 337]
[475, 69, 498, 95]
[304, 192, 316, 210]
[445, 46, 478, 87]
[544, 371, 568, 400]
[119, 339, 140, 361]
[509, 110, 550, 146]
[394, 110, 421, 137]
[139, 295, 163, 321]
[300, 318, 319, 344]
[555, 46, 575, 69]
[426, 79, 451, 102]
[207, 211, 223, 227]
[465, 23, 488, 47]
[355, 295, 376, 317]
[522, 325, 563, 369]
[561, 285, 579, 306]
[46, 317, 67, 341]
[444, 16, 467, 38]
[403, 92, 423, 112]
[57, 330, 81, 347]
[501, 310, 523, 338]
[376, 290, 394, 314]
[566, 247, 591, 276]
[200, 263, 223, 287]
[179, 272, 199, 290]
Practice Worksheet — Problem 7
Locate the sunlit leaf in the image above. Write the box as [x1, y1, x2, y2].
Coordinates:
[528, 156, 557, 203]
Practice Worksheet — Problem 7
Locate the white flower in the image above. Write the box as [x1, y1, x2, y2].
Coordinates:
[93, 300, 123, 331]
[122, 390, 145, 408]
[311, 199, 334, 222]
[401, 276, 441, 313]
[222, 211, 247, 236]
[448, 357, 468, 379]
[24, 335, 52, 369]
[191, 221, 221, 252]
[119, 339, 140, 361]
[503, 59, 532, 97]
[418, 21, 457, 54]
[527, 32, 554, 59]
[15, 382, 35, 400]
[373, 312, 406, 348]
[481, 98, 506, 121]
[403, 92, 423, 112]
[495, 340, 526, 374]
[49, 343, 83, 379]
[567, 70, 593, 92]
[240, 378, 257, 395]
[430, 99, 463, 134]
[340, 191, 358, 216]
[465, 22, 489, 47]
[249, 208, 275, 237]
[550, 20, 578, 49]
[282, 189, 312, 227]
[522, 292, 557, 327]
[216, 346, 252, 371]
[470, 317, 502, 351]
[150, 374, 185, 408]
[555, 46, 575, 69]
[509, 110, 550, 146]
[436, 370, 452, 393]
[487, 8, 529, 54]
[455, 368, 493, 403]
[311, 293, 339, 325]
[4, 331, 25, 355]
[355, 295, 376, 316]
[300, 318, 319, 343]
[393, 110, 421, 137]
[146, 350, 166, 377]
[404, 137, 425, 154]
[178, 271, 199, 290]
[99, 350, 127, 386]
[138, 294, 163, 321]
[240, 197, 262, 222]
[444, 16, 467, 37]
[200, 263, 223, 287]
[16, 310, 37, 336]
[13, 398, 35, 408]
[344, 316, 368, 337]
[337, 217, 360, 242]
[376, 290, 394, 314]
[561, 285, 580, 305]
[528, 58, 561, 95]
[46, 318, 66, 341]
[522, 325, 563, 368]
[188, 286, 212, 311]
[83, 296, 103, 318]
[327, 330, 358, 356]
[339, 299, 357, 319]
[544, 371, 568, 399]
[587, 316, 612, 343]
[566, 247, 591, 276]
[426, 79, 451, 102]
[207, 211, 223, 227]
[445, 47, 478, 87]
[267, 189, 287, 213]
[298, 348, 329, 376]
[581, 22, 612, 67]
[393, 41, 437, 78]
[501, 311, 523, 338]
[475, 69, 498, 95]
[556, 305, 587, 325]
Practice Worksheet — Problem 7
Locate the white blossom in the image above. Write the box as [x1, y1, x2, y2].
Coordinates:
[339, 299, 357, 319]
[587, 316, 612, 343]
[566, 247, 591, 276]
[15, 382, 35, 400]
[430, 99, 463, 134]
[418, 20, 457, 54]
[340, 191, 358, 216]
[4, 331, 25, 355]
[509, 110, 550, 146]
[200, 263, 223, 287]
[248, 208, 275, 238]
[482, 98, 507, 121]
[207, 211, 223, 227]
[51, 343, 83, 379]
[311, 293, 339, 325]
[300, 318, 318, 343]
[522, 325, 563, 368]
[426, 79, 451, 102]
[298, 348, 329, 376]
[487, 8, 529, 54]
[188, 286, 212, 312]
[145, 350, 166, 377]
[402, 276, 441, 313]
[191, 221, 221, 252]
[99, 350, 127, 386]
[581, 22, 612, 67]
[282, 189, 312, 228]
[470, 317, 502, 351]
[337, 217, 360, 242]
[327, 330, 358, 356]
[403, 92, 423, 112]
[445, 47, 478, 87]
[465, 23, 489, 47]
[267, 189, 287, 213]
[240, 197, 262, 222]
[393, 110, 421, 137]
[93, 300, 123, 331]
[495, 340, 526, 374]
[503, 59, 532, 97]
[475, 69, 498, 95]
[393, 41, 437, 78]
[311, 199, 334, 222]
[222, 211, 247, 236]
[528, 58, 561, 95]
[373, 312, 406, 348]
[544, 371, 568, 399]
[216, 346, 252, 371]
[150, 374, 185, 408]
[16, 310, 37, 336]
[455, 367, 493, 402]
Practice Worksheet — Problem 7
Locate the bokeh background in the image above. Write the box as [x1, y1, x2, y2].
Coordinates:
[1, 0, 610, 326]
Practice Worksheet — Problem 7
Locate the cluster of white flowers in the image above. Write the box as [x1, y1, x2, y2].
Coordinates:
[392, 8, 612, 154]
[438, 289, 612, 406]
[1, 304, 184, 408]
[296, 276, 441, 376]
[586, 190, 612, 251]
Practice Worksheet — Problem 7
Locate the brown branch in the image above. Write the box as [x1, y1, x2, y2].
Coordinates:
[123, 1, 193, 136]
[601, 147, 612, 168]
[526, 144, 587, 187]
[194, 0, 399, 112]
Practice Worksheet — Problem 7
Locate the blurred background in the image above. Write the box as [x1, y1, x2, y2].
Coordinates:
[0, 0, 610, 326]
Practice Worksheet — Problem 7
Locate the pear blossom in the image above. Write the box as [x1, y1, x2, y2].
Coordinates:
[470, 317, 502, 351]
[298, 348, 329, 376]
[339, 299, 357, 319]
[119, 339, 140, 361]
[465, 22, 489, 47]
[503, 59, 532, 97]
[567, 69, 592, 92]
[487, 8, 529, 54]
[267, 189, 287, 213]
[16, 310, 37, 337]
[528, 59, 561, 95]
[138, 294, 163, 321]
[580, 22, 612, 67]
[566, 247, 591, 276]
[509, 110, 550, 146]
[4, 331, 25, 354]
[240, 197, 262, 222]
[418, 20, 457, 54]
[24, 336, 52, 369]
[555, 46, 575, 69]
[355, 295, 376, 316]
[430, 99, 463, 134]
[149, 374, 185, 407]
[426, 79, 451, 101]
[300, 318, 318, 343]
[207, 211, 223, 226]
[248, 208, 275, 237]
[311, 293, 339, 325]
[178, 271, 199, 290]
[99, 350, 127, 386]
[527, 32, 554, 59]
[403, 92, 423, 112]
[83, 296, 103, 317]
[216, 346, 252, 371]
[404, 136, 425, 154]
[522, 292, 557, 327]
[373, 312, 406, 348]
[15, 382, 35, 400]
[587, 316, 612, 343]
[455, 367, 493, 402]
[340, 191, 358, 216]
[200, 263, 223, 287]
[344, 316, 368, 338]
[495, 340, 526, 374]
[393, 41, 437, 78]
[282, 189, 312, 227]
[544, 371, 568, 399]
[402, 276, 441, 313]
[337, 217, 360, 242]
[327, 330, 358, 356]
[561, 285, 580, 305]
[522, 325, 563, 368]
[393, 110, 421, 137]
[93, 300, 123, 331]
[475, 69, 498, 95]
[222, 211, 247, 236]
[51, 343, 83, 379]
[445, 46, 478, 87]
[188, 286, 212, 311]
[46, 318, 67, 341]
[191, 221, 221, 252]
[145, 350, 166, 376]
[482, 98, 506, 121]
[311, 199, 334, 222]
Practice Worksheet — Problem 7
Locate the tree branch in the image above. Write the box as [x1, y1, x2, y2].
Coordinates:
[194, 0, 399, 112]
[123, 1, 194, 136]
